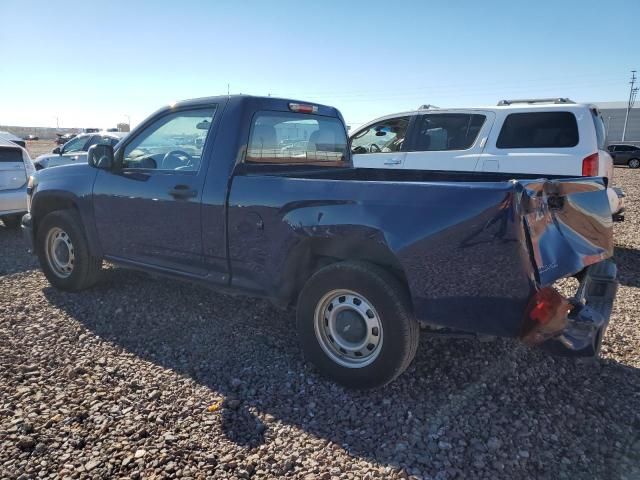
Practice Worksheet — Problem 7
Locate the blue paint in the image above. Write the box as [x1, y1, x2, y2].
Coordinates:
[26, 95, 614, 345]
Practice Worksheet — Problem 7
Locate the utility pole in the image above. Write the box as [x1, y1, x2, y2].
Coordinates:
[227, 83, 230, 96]
[621, 70, 638, 141]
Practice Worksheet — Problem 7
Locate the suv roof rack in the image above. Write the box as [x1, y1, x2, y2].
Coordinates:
[497, 98, 575, 106]
[418, 104, 440, 110]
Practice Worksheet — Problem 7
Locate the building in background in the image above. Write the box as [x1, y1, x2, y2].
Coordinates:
[593, 101, 640, 145]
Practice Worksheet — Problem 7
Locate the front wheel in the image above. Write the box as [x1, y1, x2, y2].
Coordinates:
[296, 261, 419, 389]
[36, 210, 102, 291]
[628, 158, 640, 169]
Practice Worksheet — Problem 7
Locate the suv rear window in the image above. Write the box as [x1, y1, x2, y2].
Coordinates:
[496, 112, 579, 149]
[412, 113, 486, 151]
[0, 147, 23, 162]
[246, 112, 348, 166]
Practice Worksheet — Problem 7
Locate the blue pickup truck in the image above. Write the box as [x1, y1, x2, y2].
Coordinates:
[22, 95, 618, 388]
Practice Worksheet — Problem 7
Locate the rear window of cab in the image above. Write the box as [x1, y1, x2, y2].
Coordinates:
[246, 112, 348, 166]
[496, 112, 579, 149]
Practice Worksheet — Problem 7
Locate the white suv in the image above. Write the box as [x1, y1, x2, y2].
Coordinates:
[0, 140, 35, 227]
[350, 99, 621, 215]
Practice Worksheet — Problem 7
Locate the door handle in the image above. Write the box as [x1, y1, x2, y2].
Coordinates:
[383, 157, 402, 165]
[168, 185, 197, 199]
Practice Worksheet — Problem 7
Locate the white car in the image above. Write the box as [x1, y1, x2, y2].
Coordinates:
[0, 140, 35, 227]
[34, 131, 126, 170]
[350, 98, 621, 215]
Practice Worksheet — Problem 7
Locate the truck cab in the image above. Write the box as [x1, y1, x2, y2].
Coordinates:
[22, 95, 618, 389]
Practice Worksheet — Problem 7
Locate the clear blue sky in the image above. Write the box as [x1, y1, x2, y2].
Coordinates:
[1, 0, 638, 129]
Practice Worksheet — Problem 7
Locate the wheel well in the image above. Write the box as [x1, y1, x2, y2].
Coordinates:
[280, 238, 411, 306]
[32, 196, 79, 239]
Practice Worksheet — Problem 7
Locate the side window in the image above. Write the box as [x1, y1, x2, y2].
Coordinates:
[590, 108, 606, 150]
[351, 117, 409, 154]
[62, 136, 89, 153]
[122, 108, 216, 171]
[246, 112, 348, 166]
[497, 112, 579, 149]
[412, 113, 486, 151]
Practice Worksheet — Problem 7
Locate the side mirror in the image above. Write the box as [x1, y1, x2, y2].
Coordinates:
[88, 144, 115, 170]
[53, 146, 61, 154]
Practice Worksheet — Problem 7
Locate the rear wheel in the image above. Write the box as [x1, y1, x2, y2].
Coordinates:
[628, 158, 640, 169]
[1, 214, 22, 228]
[36, 210, 102, 291]
[296, 261, 419, 389]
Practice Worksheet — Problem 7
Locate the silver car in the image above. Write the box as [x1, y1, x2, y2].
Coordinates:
[34, 132, 126, 170]
[0, 140, 35, 227]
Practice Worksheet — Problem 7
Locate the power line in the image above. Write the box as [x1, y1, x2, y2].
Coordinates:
[268, 72, 623, 101]
[269, 79, 622, 105]
[622, 70, 638, 142]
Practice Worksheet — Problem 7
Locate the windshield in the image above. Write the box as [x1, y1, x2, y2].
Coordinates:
[62, 135, 88, 153]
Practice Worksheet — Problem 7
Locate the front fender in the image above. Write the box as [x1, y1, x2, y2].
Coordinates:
[30, 165, 101, 257]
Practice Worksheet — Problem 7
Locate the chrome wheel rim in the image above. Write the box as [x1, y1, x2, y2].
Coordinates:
[313, 289, 383, 368]
[45, 227, 74, 278]
[629, 159, 640, 168]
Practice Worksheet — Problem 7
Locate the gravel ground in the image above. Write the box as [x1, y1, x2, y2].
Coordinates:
[1, 165, 639, 480]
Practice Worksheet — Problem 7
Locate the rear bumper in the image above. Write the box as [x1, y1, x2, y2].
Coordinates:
[526, 260, 618, 357]
[21, 213, 35, 253]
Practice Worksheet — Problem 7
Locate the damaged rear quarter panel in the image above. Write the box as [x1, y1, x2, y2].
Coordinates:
[227, 176, 536, 337]
[226, 174, 613, 339]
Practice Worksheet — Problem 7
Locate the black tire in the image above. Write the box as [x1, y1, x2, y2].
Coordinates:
[296, 261, 419, 389]
[628, 158, 640, 169]
[2, 214, 22, 228]
[36, 210, 102, 291]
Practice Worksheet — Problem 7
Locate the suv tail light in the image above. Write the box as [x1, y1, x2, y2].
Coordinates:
[582, 153, 599, 177]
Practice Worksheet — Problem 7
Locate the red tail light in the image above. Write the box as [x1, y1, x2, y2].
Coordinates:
[582, 153, 599, 177]
[528, 287, 567, 325]
[521, 287, 573, 345]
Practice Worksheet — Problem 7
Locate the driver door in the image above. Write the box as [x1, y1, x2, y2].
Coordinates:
[350, 116, 411, 169]
[92, 106, 217, 276]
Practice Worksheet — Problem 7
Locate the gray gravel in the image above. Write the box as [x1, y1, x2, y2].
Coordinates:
[1, 168, 640, 479]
